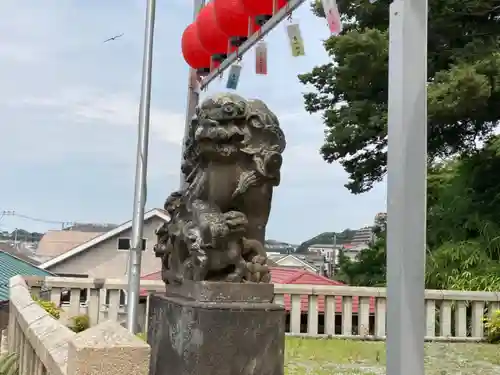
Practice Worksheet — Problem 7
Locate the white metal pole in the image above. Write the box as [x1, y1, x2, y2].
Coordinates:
[386, 0, 428, 373]
[179, 0, 205, 188]
[126, 0, 156, 334]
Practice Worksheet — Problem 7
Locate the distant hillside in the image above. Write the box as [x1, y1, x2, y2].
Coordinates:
[295, 229, 357, 253]
[0, 228, 43, 242]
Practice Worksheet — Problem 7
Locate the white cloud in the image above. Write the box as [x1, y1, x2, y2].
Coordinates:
[13, 89, 186, 145]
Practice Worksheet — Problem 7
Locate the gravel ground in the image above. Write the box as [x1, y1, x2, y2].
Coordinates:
[285, 338, 500, 375]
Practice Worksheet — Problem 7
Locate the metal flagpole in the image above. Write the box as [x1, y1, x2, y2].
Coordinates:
[179, 0, 205, 188]
[386, 0, 428, 373]
[126, 0, 157, 334]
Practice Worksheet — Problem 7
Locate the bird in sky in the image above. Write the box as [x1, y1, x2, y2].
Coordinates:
[103, 33, 124, 43]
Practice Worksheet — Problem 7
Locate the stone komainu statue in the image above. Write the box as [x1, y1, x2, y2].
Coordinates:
[154, 93, 286, 284]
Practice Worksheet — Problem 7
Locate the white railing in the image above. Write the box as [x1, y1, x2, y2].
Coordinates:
[26, 276, 500, 341]
[8, 276, 150, 375]
[274, 285, 499, 340]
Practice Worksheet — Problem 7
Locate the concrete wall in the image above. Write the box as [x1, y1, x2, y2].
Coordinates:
[8, 275, 150, 375]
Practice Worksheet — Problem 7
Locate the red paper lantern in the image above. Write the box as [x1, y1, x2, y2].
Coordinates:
[181, 23, 211, 74]
[196, 2, 235, 62]
[213, 0, 261, 46]
[240, 0, 288, 25]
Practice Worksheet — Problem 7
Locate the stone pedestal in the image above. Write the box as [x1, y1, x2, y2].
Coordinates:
[147, 281, 285, 375]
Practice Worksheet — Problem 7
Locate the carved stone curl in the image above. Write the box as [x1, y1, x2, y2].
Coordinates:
[154, 93, 286, 284]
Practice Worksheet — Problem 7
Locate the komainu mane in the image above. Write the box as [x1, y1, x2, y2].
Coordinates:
[154, 93, 286, 284]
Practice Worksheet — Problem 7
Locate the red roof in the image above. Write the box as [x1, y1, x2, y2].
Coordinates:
[141, 271, 162, 281]
[140, 267, 375, 314]
[269, 267, 345, 285]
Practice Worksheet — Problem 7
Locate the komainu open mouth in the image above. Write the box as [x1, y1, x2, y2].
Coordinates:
[197, 130, 245, 148]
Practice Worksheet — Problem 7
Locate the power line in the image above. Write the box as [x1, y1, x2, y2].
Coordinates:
[0, 211, 74, 228]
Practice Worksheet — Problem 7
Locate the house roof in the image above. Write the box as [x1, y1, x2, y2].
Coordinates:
[63, 223, 118, 232]
[269, 267, 344, 285]
[139, 267, 374, 314]
[0, 243, 40, 265]
[141, 271, 163, 281]
[0, 251, 55, 301]
[270, 267, 374, 314]
[308, 244, 340, 248]
[267, 253, 286, 262]
[39, 208, 170, 270]
[342, 243, 370, 251]
[37, 230, 104, 258]
[274, 254, 318, 272]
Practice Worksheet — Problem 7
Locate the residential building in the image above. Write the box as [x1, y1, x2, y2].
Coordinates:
[267, 253, 336, 277]
[270, 254, 319, 273]
[308, 243, 342, 262]
[0, 250, 55, 330]
[36, 230, 105, 263]
[38, 208, 170, 279]
[0, 242, 40, 265]
[351, 226, 374, 245]
[266, 252, 286, 264]
[264, 240, 297, 254]
[0, 251, 55, 302]
[62, 223, 118, 232]
[341, 243, 371, 261]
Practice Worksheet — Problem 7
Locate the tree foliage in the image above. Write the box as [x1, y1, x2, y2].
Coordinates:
[300, 0, 500, 193]
[335, 137, 500, 290]
[0, 229, 42, 242]
[334, 239, 386, 287]
[334, 213, 386, 286]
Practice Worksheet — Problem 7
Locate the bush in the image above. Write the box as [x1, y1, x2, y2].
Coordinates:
[68, 315, 90, 333]
[32, 295, 60, 320]
[0, 353, 18, 375]
[484, 309, 500, 343]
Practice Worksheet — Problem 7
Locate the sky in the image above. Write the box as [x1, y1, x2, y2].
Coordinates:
[0, 0, 386, 244]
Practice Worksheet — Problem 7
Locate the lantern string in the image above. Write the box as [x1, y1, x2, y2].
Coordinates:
[285, 1, 293, 21]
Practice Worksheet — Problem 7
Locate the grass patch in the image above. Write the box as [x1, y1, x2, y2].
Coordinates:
[285, 337, 500, 375]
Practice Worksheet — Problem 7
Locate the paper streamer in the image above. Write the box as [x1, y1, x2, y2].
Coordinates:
[321, 0, 342, 35]
[286, 23, 305, 57]
[255, 42, 268, 75]
[226, 64, 242, 90]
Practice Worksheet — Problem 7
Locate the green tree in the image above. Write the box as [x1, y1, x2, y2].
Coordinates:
[299, 0, 500, 193]
[333, 145, 500, 291]
[334, 236, 386, 287]
[424, 136, 500, 290]
[427, 137, 500, 252]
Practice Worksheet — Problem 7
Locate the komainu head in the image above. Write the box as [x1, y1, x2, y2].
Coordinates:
[183, 92, 286, 167]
